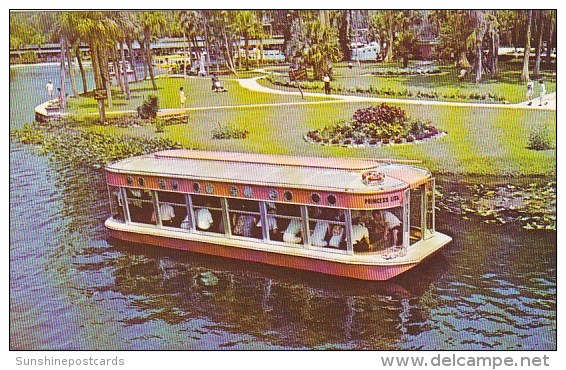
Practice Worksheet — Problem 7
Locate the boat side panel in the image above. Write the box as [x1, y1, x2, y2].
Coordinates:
[106, 171, 406, 210]
[108, 228, 417, 281]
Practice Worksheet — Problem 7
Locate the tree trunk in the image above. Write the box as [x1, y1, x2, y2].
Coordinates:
[144, 29, 158, 90]
[65, 40, 78, 98]
[139, 39, 148, 79]
[183, 31, 188, 77]
[223, 31, 238, 76]
[457, 50, 471, 69]
[520, 10, 532, 82]
[119, 40, 130, 99]
[533, 11, 544, 77]
[244, 35, 249, 70]
[384, 24, 394, 63]
[59, 35, 67, 109]
[98, 44, 113, 108]
[403, 55, 409, 68]
[125, 38, 139, 83]
[545, 13, 554, 68]
[75, 46, 88, 94]
[113, 47, 125, 95]
[90, 41, 106, 123]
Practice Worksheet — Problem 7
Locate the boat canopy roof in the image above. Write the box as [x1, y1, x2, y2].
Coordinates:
[106, 150, 431, 193]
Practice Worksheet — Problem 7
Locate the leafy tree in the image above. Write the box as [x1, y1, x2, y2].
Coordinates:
[139, 11, 166, 90]
[232, 11, 261, 70]
[301, 19, 342, 79]
[395, 31, 417, 68]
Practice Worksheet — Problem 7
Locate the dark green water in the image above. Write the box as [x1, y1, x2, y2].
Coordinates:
[9, 65, 556, 350]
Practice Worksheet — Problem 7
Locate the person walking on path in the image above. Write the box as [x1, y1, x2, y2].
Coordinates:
[179, 86, 186, 108]
[323, 74, 331, 95]
[46, 80, 54, 100]
[539, 80, 547, 106]
[526, 80, 534, 105]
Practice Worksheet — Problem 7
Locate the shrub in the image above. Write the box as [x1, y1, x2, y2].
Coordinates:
[212, 123, 249, 139]
[155, 119, 165, 133]
[352, 103, 407, 127]
[137, 95, 159, 119]
[528, 124, 552, 150]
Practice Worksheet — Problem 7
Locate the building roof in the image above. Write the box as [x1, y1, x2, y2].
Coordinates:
[106, 150, 431, 193]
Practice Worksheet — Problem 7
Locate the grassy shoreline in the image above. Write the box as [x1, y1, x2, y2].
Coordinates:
[29, 71, 556, 177]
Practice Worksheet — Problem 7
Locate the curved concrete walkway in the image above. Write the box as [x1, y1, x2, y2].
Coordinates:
[237, 76, 556, 111]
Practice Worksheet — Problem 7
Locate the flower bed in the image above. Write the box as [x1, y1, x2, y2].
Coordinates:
[304, 103, 445, 147]
[370, 66, 443, 76]
[264, 74, 508, 103]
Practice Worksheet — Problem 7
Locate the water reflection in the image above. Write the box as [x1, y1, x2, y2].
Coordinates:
[75, 240, 447, 349]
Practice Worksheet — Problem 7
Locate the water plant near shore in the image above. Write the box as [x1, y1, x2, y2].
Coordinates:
[11, 122, 183, 167]
[437, 182, 556, 231]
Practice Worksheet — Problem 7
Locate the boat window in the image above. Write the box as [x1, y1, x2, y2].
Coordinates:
[108, 186, 125, 223]
[227, 198, 262, 240]
[265, 202, 303, 244]
[191, 194, 224, 234]
[125, 188, 156, 225]
[307, 206, 346, 250]
[351, 207, 404, 253]
[155, 191, 188, 229]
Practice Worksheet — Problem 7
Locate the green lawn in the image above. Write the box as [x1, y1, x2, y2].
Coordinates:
[262, 60, 556, 104]
[84, 100, 556, 176]
[67, 75, 331, 115]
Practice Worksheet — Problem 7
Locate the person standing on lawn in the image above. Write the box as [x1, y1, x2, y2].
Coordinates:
[323, 74, 331, 95]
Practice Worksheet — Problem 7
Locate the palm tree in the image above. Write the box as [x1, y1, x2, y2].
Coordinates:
[55, 12, 81, 98]
[520, 10, 532, 82]
[177, 11, 201, 76]
[430, 10, 473, 69]
[302, 19, 342, 79]
[232, 11, 260, 70]
[139, 11, 166, 90]
[75, 11, 114, 122]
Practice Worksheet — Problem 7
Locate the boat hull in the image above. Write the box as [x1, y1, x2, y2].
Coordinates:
[106, 221, 450, 281]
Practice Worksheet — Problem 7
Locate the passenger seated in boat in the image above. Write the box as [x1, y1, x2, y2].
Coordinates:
[151, 203, 176, 226]
[373, 210, 402, 247]
[180, 215, 190, 229]
[233, 214, 258, 237]
[257, 207, 278, 239]
[283, 219, 302, 244]
[328, 224, 344, 248]
[196, 204, 214, 231]
[310, 210, 329, 247]
[351, 218, 370, 251]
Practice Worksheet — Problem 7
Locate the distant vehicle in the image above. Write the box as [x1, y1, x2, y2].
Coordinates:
[351, 41, 381, 61]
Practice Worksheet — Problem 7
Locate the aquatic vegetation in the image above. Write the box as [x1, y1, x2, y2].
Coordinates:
[436, 182, 556, 231]
[11, 122, 183, 167]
